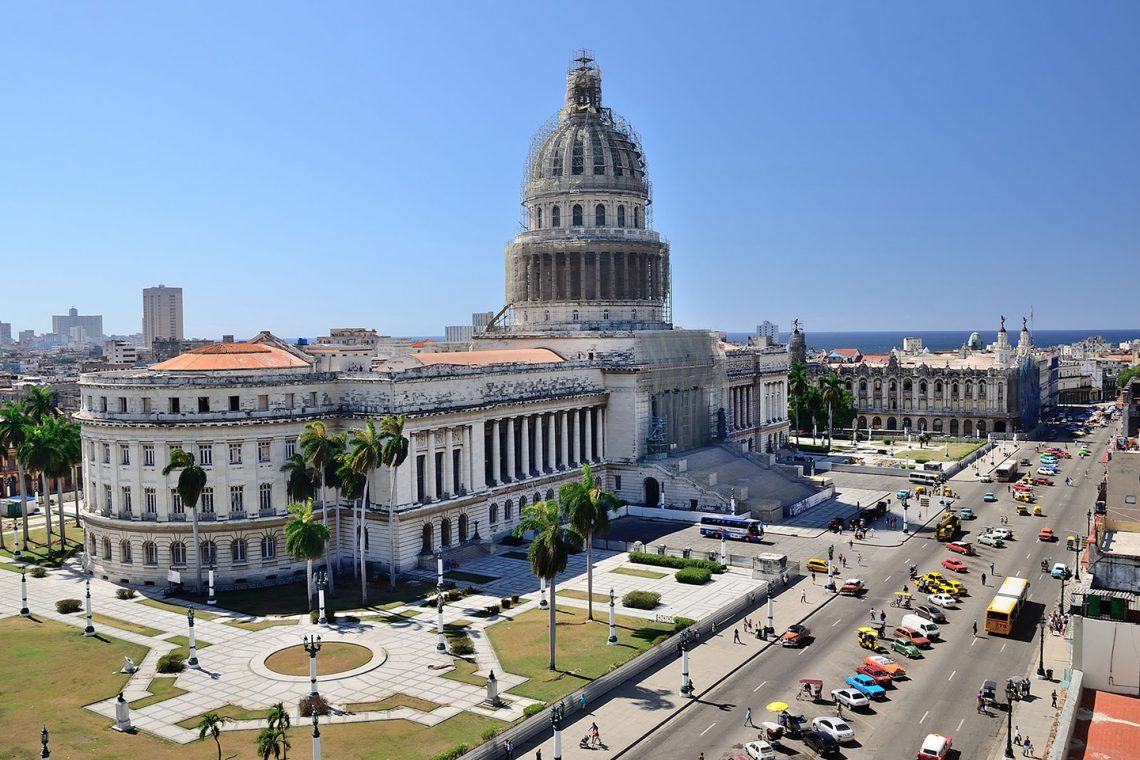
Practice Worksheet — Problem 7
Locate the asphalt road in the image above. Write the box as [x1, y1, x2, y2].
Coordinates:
[624, 422, 1109, 760]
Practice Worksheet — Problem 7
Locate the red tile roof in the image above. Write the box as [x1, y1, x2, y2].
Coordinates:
[151, 342, 310, 371]
[1069, 688, 1140, 760]
[412, 349, 565, 367]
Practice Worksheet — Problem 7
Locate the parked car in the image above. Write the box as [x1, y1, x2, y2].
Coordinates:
[928, 593, 958, 609]
[917, 733, 953, 760]
[830, 688, 870, 709]
[802, 730, 840, 757]
[983, 492, 997, 502]
[1038, 466, 1058, 476]
[913, 604, 948, 624]
[941, 558, 968, 573]
[977, 473, 993, 483]
[946, 541, 975, 555]
[1033, 477, 1054, 486]
[892, 626, 931, 648]
[891, 636, 923, 658]
[844, 673, 887, 699]
[957, 507, 975, 520]
[978, 533, 1005, 548]
[1039, 527, 1056, 542]
[1051, 563, 1072, 579]
[744, 741, 777, 760]
[805, 558, 830, 574]
[985, 526, 1013, 541]
[865, 654, 907, 679]
[780, 624, 812, 648]
[839, 578, 865, 596]
[811, 716, 855, 744]
[855, 661, 894, 685]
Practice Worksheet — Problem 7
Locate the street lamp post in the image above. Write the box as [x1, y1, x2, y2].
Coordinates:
[316, 570, 329, 625]
[311, 712, 321, 760]
[207, 563, 216, 606]
[12, 518, 20, 558]
[766, 589, 774, 638]
[83, 579, 96, 637]
[679, 628, 694, 697]
[1059, 572, 1067, 615]
[186, 608, 199, 667]
[551, 701, 566, 760]
[304, 634, 322, 697]
[19, 566, 30, 616]
[1036, 616, 1046, 678]
[1073, 539, 1081, 582]
[607, 588, 617, 645]
[539, 575, 548, 609]
[40, 726, 50, 760]
[436, 590, 447, 652]
[1004, 682, 1017, 759]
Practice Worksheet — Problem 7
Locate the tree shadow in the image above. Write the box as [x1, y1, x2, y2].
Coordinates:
[625, 684, 674, 711]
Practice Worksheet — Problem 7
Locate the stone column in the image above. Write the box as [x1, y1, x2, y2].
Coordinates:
[598, 407, 606, 459]
[585, 407, 594, 462]
[506, 417, 516, 482]
[426, 430, 437, 502]
[521, 415, 531, 477]
[593, 252, 601, 301]
[462, 426, 473, 493]
[547, 412, 557, 471]
[534, 414, 545, 473]
[443, 428, 453, 498]
[491, 420, 501, 486]
[559, 411, 569, 469]
[470, 421, 486, 491]
[403, 433, 417, 504]
[569, 409, 579, 467]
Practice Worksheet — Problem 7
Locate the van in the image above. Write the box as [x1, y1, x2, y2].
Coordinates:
[901, 614, 941, 641]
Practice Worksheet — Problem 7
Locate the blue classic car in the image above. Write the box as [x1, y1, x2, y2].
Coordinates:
[844, 673, 887, 699]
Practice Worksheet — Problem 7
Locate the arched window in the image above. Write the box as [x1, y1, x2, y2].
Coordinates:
[201, 540, 217, 566]
[978, 383, 987, 398]
[544, 310, 550, 322]
[935, 381, 943, 394]
[845, 380, 853, 392]
[919, 381, 927, 395]
[144, 541, 158, 566]
[889, 380, 897, 392]
[551, 133, 565, 176]
[951, 383, 959, 399]
[595, 204, 606, 226]
[171, 541, 187, 566]
[572, 309, 579, 321]
[617, 205, 626, 227]
[459, 514, 469, 542]
[504, 499, 513, 521]
[102, 537, 111, 560]
[859, 380, 868, 392]
[634, 206, 642, 228]
[231, 539, 248, 563]
[260, 535, 277, 560]
[874, 379, 882, 390]
[602, 309, 609, 320]
[572, 204, 583, 226]
[552, 205, 561, 228]
[546, 488, 555, 502]
[120, 540, 132, 564]
[964, 382, 973, 399]
[533, 492, 542, 506]
[903, 380, 912, 392]
[535, 207, 543, 229]
[89, 533, 97, 554]
[489, 503, 499, 525]
[519, 495, 527, 515]
[441, 518, 452, 546]
[631, 309, 637, 321]
[571, 133, 584, 175]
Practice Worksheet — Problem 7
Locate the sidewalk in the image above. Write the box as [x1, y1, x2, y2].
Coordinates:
[514, 578, 834, 760]
[987, 627, 1073, 760]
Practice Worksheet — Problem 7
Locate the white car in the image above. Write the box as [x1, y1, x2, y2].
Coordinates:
[831, 688, 870, 709]
[928, 593, 958, 609]
[977, 473, 993, 483]
[744, 740, 777, 760]
[812, 716, 855, 743]
[1038, 467, 1058, 475]
[989, 527, 1013, 540]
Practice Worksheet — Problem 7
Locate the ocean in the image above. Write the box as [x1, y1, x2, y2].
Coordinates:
[724, 329, 1140, 354]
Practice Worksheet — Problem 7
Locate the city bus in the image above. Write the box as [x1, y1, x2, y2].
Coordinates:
[995, 459, 1020, 483]
[984, 577, 1030, 635]
[908, 471, 940, 487]
[699, 515, 764, 542]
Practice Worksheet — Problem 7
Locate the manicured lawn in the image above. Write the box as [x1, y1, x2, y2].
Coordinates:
[130, 677, 186, 709]
[445, 570, 499, 584]
[0, 524, 83, 564]
[175, 703, 265, 728]
[90, 613, 164, 638]
[442, 657, 486, 686]
[135, 597, 221, 620]
[558, 589, 610, 604]
[164, 635, 212, 658]
[194, 578, 434, 617]
[611, 566, 669, 580]
[222, 617, 299, 631]
[895, 442, 984, 462]
[348, 694, 441, 713]
[265, 643, 373, 676]
[490, 604, 674, 703]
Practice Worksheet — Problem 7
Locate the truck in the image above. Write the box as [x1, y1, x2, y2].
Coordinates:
[935, 512, 960, 542]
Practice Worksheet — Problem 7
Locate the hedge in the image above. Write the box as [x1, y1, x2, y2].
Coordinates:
[450, 636, 476, 656]
[299, 694, 330, 716]
[673, 617, 696, 632]
[55, 599, 82, 614]
[310, 609, 337, 624]
[115, 588, 136, 600]
[428, 744, 469, 760]
[676, 567, 712, 585]
[157, 653, 186, 674]
[621, 591, 661, 610]
[30, 566, 48, 578]
[628, 551, 725, 574]
[523, 703, 546, 718]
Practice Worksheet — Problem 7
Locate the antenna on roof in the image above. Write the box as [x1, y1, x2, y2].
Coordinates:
[571, 49, 595, 71]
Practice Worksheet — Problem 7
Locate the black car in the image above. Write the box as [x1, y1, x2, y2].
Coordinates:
[802, 730, 840, 757]
[914, 604, 948, 624]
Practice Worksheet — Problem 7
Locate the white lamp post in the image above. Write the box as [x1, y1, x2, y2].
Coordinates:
[311, 712, 321, 760]
[20, 566, 30, 616]
[304, 634, 322, 696]
[766, 589, 774, 637]
[186, 608, 199, 667]
[607, 588, 617, 645]
[206, 564, 216, 606]
[83, 579, 96, 637]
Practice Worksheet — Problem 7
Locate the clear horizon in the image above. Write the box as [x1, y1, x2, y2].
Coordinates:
[3, 2, 1139, 338]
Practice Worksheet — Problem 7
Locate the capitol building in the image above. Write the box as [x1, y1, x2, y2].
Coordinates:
[77, 56, 793, 589]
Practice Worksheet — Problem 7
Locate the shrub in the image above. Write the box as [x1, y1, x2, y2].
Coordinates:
[462, 586, 477, 597]
[115, 588, 136, 600]
[428, 743, 468, 760]
[914, 457, 929, 465]
[55, 598, 82, 614]
[481, 727, 503, 741]
[621, 591, 661, 610]
[299, 694, 330, 717]
[157, 653, 186, 674]
[310, 609, 337, 625]
[29, 566, 47, 578]
[510, 594, 520, 604]
[628, 551, 725, 574]
[500, 598, 512, 609]
[484, 604, 501, 616]
[523, 703, 546, 718]
[445, 589, 462, 602]
[673, 617, 696, 632]
[450, 636, 476, 656]
[676, 567, 712, 585]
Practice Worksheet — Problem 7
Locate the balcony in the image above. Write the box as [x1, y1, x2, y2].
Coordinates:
[76, 403, 345, 426]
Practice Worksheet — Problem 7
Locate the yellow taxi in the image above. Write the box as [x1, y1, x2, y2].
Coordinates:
[936, 578, 967, 597]
[806, 558, 830, 574]
[914, 486, 926, 495]
[1016, 503, 1029, 516]
[1014, 491, 1035, 503]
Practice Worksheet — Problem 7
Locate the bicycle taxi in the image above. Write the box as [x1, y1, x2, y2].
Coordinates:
[857, 626, 880, 651]
[796, 678, 824, 702]
[891, 591, 913, 609]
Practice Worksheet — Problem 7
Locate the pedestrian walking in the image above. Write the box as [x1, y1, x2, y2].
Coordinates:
[836, 701, 843, 718]
[849, 538, 854, 550]
[698, 754, 704, 760]
[879, 610, 886, 624]
[1022, 737, 1032, 756]
[505, 739, 514, 760]
[973, 620, 978, 637]
[1014, 727, 1022, 746]
[590, 722, 601, 747]
[982, 572, 987, 586]
[733, 628, 741, 644]
[801, 589, 807, 603]
[869, 608, 876, 623]
[1051, 690, 1058, 708]
[536, 751, 541, 760]
[744, 707, 753, 727]
[811, 569, 817, 585]
[579, 693, 587, 711]
[857, 553, 862, 565]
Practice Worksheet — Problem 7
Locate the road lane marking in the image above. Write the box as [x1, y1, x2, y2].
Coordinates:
[905, 558, 911, 564]
[1027, 553, 1032, 559]
[832, 619, 841, 627]
[948, 670, 956, 681]
[957, 718, 965, 732]
[798, 645, 808, 656]
[884, 575, 892, 582]
[1001, 643, 1007, 653]
[700, 723, 716, 737]
[754, 681, 767, 692]
[920, 710, 929, 724]
[971, 637, 978, 647]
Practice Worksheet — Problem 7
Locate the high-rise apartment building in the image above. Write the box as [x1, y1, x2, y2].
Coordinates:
[52, 307, 103, 344]
[757, 321, 779, 340]
[142, 285, 184, 349]
[0, 322, 11, 346]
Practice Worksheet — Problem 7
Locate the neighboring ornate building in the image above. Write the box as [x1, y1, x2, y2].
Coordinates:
[808, 318, 1041, 436]
[77, 54, 795, 590]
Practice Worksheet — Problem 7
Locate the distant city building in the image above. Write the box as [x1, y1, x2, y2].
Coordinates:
[0, 321, 11, 346]
[757, 321, 779, 340]
[51, 307, 103, 344]
[142, 285, 184, 349]
[471, 311, 495, 333]
[315, 328, 380, 347]
[18, 329, 35, 345]
[444, 325, 474, 343]
[902, 336, 924, 353]
[103, 340, 139, 366]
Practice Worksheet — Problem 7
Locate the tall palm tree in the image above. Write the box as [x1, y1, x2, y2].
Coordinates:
[819, 373, 845, 453]
[56, 418, 82, 528]
[0, 402, 33, 542]
[21, 385, 60, 423]
[196, 711, 226, 760]
[18, 422, 58, 560]
[163, 448, 208, 593]
[379, 414, 409, 592]
[41, 416, 73, 550]
[788, 361, 807, 444]
[256, 726, 290, 760]
[561, 464, 619, 621]
[335, 455, 365, 578]
[348, 420, 385, 605]
[284, 499, 330, 611]
[323, 433, 348, 577]
[300, 421, 338, 592]
[266, 702, 290, 759]
[280, 453, 315, 503]
[514, 498, 580, 671]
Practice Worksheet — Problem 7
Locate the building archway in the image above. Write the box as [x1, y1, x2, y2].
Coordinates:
[902, 417, 912, 431]
[441, 518, 452, 547]
[933, 419, 944, 433]
[950, 419, 959, 436]
[644, 477, 661, 508]
[887, 417, 897, 431]
[459, 514, 469, 542]
[993, 420, 1007, 433]
[963, 420, 973, 436]
[872, 417, 882, 430]
[858, 416, 867, 429]
[977, 420, 987, 436]
[918, 418, 927, 431]
[421, 523, 433, 554]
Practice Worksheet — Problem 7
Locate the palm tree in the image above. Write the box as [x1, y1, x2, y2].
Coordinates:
[280, 453, 315, 503]
[514, 498, 580, 670]
[0, 402, 33, 543]
[266, 703, 290, 759]
[561, 464, 619, 621]
[22, 385, 60, 423]
[284, 499, 330, 611]
[335, 455, 365, 578]
[40, 416, 73, 551]
[918, 431, 931, 448]
[56, 418, 82, 529]
[196, 711, 226, 760]
[348, 419, 385, 605]
[788, 361, 807, 445]
[300, 421, 339, 593]
[256, 726, 290, 760]
[18, 422, 58, 560]
[162, 448, 208, 593]
[819, 373, 844, 453]
[379, 414, 409, 592]
[323, 433, 348, 576]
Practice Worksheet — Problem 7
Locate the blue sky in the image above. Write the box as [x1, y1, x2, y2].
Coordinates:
[3, 2, 1138, 339]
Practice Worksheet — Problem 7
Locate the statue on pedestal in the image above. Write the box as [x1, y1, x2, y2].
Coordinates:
[113, 692, 135, 733]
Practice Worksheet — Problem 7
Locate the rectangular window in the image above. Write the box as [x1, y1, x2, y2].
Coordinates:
[285, 393, 295, 408]
[229, 442, 242, 465]
[145, 542, 158, 566]
[198, 397, 210, 413]
[120, 444, 130, 466]
[144, 487, 157, 514]
[99, 396, 108, 412]
[614, 475, 622, 491]
[257, 394, 268, 411]
[198, 444, 213, 466]
[102, 443, 110, 464]
[230, 485, 244, 512]
[171, 490, 184, 516]
[169, 397, 180, 414]
[232, 540, 247, 563]
[229, 395, 240, 412]
[86, 395, 92, 410]
[142, 444, 155, 467]
[284, 439, 296, 458]
[104, 484, 112, 510]
[308, 391, 317, 406]
[88, 442, 95, 463]
[259, 483, 273, 512]
[118, 397, 128, 413]
[258, 440, 271, 463]
[200, 488, 214, 514]
[121, 486, 132, 514]
[142, 397, 152, 414]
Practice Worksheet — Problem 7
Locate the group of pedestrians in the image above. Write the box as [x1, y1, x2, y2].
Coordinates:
[1049, 611, 1070, 636]
[1013, 727, 1034, 756]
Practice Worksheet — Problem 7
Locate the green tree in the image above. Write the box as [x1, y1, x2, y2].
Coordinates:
[918, 432, 931, 448]
[256, 726, 290, 760]
[280, 453, 315, 503]
[0, 402, 32, 546]
[41, 416, 73, 550]
[163, 448, 208, 592]
[561, 464, 619, 621]
[196, 711, 227, 760]
[335, 451, 365, 580]
[300, 421, 338, 592]
[17, 421, 59, 560]
[788, 361, 807, 440]
[514, 498, 581, 670]
[819, 373, 845, 453]
[57, 419, 83, 529]
[1117, 366, 1140, 389]
[284, 499, 330, 611]
[379, 414, 409, 592]
[266, 702, 290, 759]
[21, 385, 60, 424]
[348, 419, 385, 605]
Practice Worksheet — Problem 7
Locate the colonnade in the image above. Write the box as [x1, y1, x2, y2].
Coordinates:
[512, 250, 667, 303]
[486, 406, 604, 486]
[730, 380, 787, 431]
[406, 425, 477, 504]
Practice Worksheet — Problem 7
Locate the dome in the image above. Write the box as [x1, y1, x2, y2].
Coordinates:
[524, 56, 649, 200]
